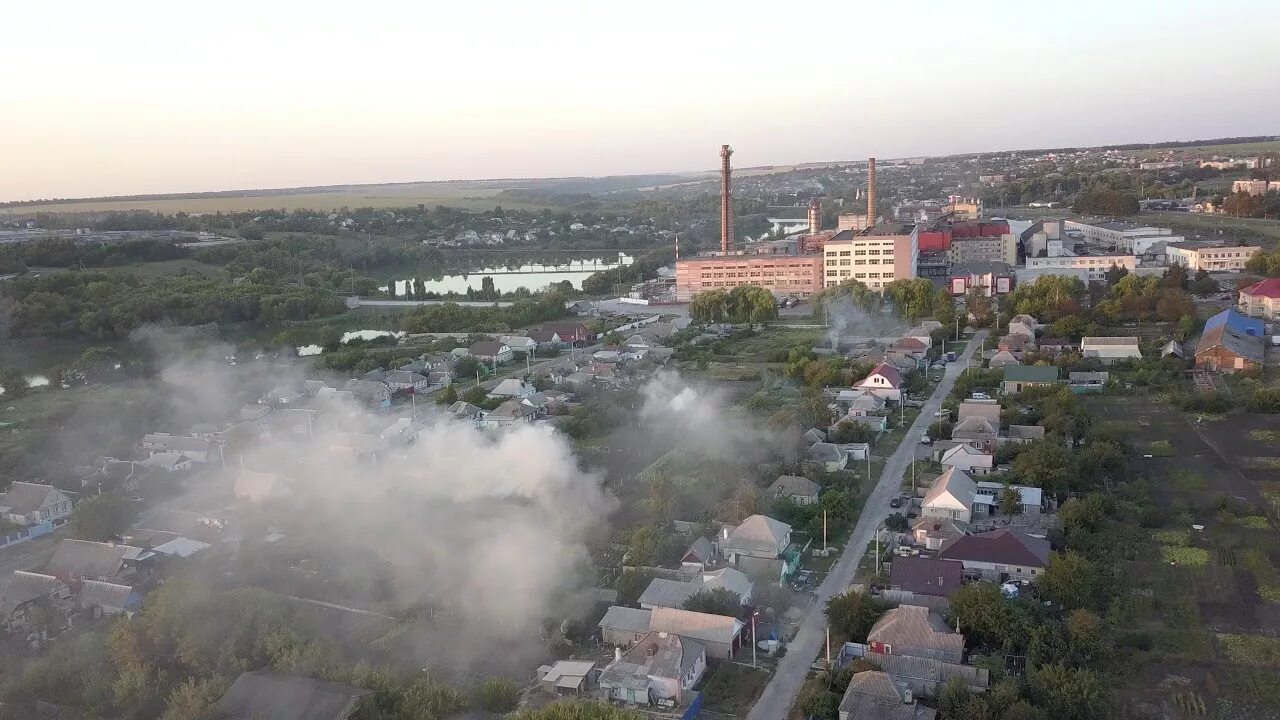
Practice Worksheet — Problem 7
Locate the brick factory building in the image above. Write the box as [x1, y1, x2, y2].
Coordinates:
[674, 255, 823, 302]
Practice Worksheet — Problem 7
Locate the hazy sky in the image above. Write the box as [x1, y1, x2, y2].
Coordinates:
[3, 0, 1278, 201]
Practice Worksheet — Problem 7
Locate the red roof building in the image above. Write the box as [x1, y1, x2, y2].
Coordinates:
[1238, 278, 1280, 321]
[854, 362, 904, 400]
[889, 556, 964, 598]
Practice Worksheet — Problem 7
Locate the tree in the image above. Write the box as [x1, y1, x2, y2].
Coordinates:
[70, 493, 137, 541]
[625, 526, 659, 567]
[682, 587, 742, 616]
[615, 570, 656, 607]
[937, 676, 971, 716]
[511, 700, 643, 720]
[0, 368, 29, 399]
[161, 678, 226, 720]
[603, 331, 624, 347]
[1012, 440, 1074, 500]
[829, 420, 872, 444]
[884, 512, 908, 532]
[998, 485, 1023, 516]
[1189, 269, 1220, 296]
[438, 384, 458, 405]
[1028, 664, 1107, 720]
[825, 591, 887, 642]
[1039, 551, 1105, 612]
[948, 582, 1023, 651]
[454, 355, 481, 380]
[462, 385, 488, 406]
[473, 678, 520, 713]
[799, 690, 841, 720]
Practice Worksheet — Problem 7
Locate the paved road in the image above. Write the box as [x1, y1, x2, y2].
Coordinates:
[746, 330, 988, 720]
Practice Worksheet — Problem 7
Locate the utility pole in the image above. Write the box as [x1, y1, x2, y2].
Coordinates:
[826, 627, 832, 666]
[823, 509, 828, 554]
[751, 610, 758, 667]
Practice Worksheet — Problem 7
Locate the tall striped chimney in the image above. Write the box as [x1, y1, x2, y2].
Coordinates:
[720, 145, 734, 254]
[808, 199, 822, 234]
[866, 157, 877, 229]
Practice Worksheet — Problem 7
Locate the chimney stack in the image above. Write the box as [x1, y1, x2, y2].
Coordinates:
[866, 157, 877, 229]
[808, 199, 822, 234]
[720, 145, 734, 254]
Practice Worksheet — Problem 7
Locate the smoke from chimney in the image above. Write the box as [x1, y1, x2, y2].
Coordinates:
[720, 144, 734, 254]
[866, 157, 877, 229]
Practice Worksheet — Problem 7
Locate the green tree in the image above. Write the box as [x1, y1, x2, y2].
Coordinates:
[829, 420, 872, 444]
[511, 700, 643, 720]
[603, 331, 624, 347]
[472, 678, 520, 713]
[0, 368, 29, 399]
[70, 493, 137, 541]
[1039, 551, 1105, 612]
[937, 676, 971, 716]
[625, 526, 659, 567]
[462, 385, 488, 406]
[825, 591, 888, 642]
[948, 582, 1023, 651]
[682, 587, 742, 616]
[884, 512, 908, 532]
[998, 485, 1023, 515]
[799, 689, 841, 720]
[1028, 664, 1107, 720]
[1012, 440, 1074, 500]
[615, 570, 656, 607]
[160, 678, 226, 720]
[438, 384, 459, 405]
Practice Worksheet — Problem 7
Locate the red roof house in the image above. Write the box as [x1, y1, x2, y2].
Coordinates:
[854, 362, 904, 401]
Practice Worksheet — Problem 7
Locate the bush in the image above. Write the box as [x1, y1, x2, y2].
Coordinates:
[473, 678, 521, 713]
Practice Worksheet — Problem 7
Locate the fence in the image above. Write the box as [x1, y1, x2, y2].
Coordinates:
[0, 520, 54, 550]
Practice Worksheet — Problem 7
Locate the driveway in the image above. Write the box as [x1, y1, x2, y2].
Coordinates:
[745, 330, 988, 720]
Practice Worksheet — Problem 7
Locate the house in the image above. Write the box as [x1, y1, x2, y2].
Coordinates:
[768, 475, 820, 506]
[889, 556, 964, 599]
[803, 428, 828, 446]
[600, 605, 656, 647]
[853, 362, 903, 401]
[215, 671, 373, 720]
[648, 606, 744, 660]
[938, 529, 1051, 581]
[479, 400, 539, 429]
[808, 442, 848, 472]
[1009, 314, 1039, 330]
[903, 326, 934, 347]
[500, 336, 538, 354]
[638, 578, 701, 611]
[598, 631, 706, 707]
[78, 580, 141, 618]
[838, 671, 937, 720]
[1080, 336, 1142, 363]
[867, 604, 965, 663]
[1068, 371, 1109, 388]
[681, 537, 715, 571]
[489, 378, 535, 398]
[343, 379, 391, 408]
[831, 413, 888, 437]
[1195, 323, 1264, 373]
[922, 467, 976, 524]
[702, 567, 753, 604]
[538, 660, 598, 697]
[910, 516, 968, 551]
[972, 482, 1043, 516]
[141, 434, 213, 462]
[448, 401, 485, 421]
[1238, 277, 1280, 320]
[138, 452, 193, 473]
[150, 537, 212, 558]
[0, 571, 70, 632]
[950, 416, 998, 450]
[234, 469, 285, 502]
[539, 322, 594, 345]
[381, 370, 431, 393]
[528, 329, 563, 347]
[938, 444, 994, 475]
[1160, 340, 1185, 359]
[1005, 321, 1037, 340]
[1036, 337, 1074, 356]
[890, 336, 928, 358]
[957, 399, 1001, 425]
[988, 350, 1020, 369]
[720, 515, 797, 585]
[469, 341, 513, 364]
[46, 539, 147, 585]
[838, 389, 887, 415]
[0, 482, 72, 527]
[1002, 425, 1045, 444]
[1001, 365, 1058, 394]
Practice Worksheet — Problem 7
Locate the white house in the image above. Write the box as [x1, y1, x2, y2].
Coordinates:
[138, 452, 193, 473]
[938, 444, 995, 475]
[972, 482, 1043, 516]
[500, 336, 538, 354]
[489, 378, 535, 398]
[0, 482, 73, 527]
[1080, 337, 1141, 363]
[141, 434, 213, 463]
[921, 467, 976, 524]
[853, 362, 903, 402]
[469, 341, 513, 364]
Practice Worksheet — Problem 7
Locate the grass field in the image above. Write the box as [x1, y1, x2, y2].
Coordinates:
[1, 182, 556, 215]
[1131, 140, 1280, 160]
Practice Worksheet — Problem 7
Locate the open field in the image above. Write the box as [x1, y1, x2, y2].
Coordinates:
[0, 182, 556, 215]
[1131, 140, 1280, 160]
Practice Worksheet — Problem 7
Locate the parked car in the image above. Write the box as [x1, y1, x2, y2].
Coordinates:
[889, 496, 903, 509]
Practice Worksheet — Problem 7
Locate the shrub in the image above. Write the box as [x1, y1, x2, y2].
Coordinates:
[473, 678, 521, 713]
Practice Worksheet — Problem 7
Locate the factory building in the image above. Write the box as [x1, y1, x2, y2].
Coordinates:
[1024, 253, 1136, 282]
[822, 223, 919, 290]
[674, 255, 823, 301]
[1166, 242, 1260, 272]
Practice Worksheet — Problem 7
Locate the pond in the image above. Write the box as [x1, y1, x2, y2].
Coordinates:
[386, 253, 634, 296]
[295, 330, 405, 357]
[0, 375, 50, 395]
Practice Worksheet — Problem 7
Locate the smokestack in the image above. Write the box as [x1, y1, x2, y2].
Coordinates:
[720, 144, 734, 254]
[866, 157, 877, 229]
[674, 233, 680, 260]
[808, 199, 821, 234]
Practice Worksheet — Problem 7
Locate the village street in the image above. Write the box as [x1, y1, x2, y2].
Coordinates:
[746, 330, 988, 720]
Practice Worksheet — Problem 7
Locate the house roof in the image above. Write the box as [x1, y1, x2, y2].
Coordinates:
[951, 416, 998, 438]
[489, 400, 538, 419]
[500, 335, 537, 348]
[803, 428, 828, 445]
[940, 444, 993, 469]
[867, 605, 965, 658]
[846, 391, 887, 412]
[808, 442, 846, 462]
[142, 434, 211, 453]
[910, 516, 968, 539]
[649, 606, 743, 646]
[139, 452, 188, 469]
[468, 341, 508, 356]
[939, 529, 1051, 568]
[612, 631, 703, 682]
[0, 482, 69, 516]
[1081, 336, 1140, 348]
[1242, 277, 1280, 299]
[1204, 308, 1263, 336]
[957, 399, 1001, 423]
[839, 671, 935, 720]
[638, 578, 701, 609]
[975, 482, 1043, 508]
[725, 515, 790, 554]
[1001, 365, 1058, 383]
[892, 337, 928, 352]
[215, 671, 373, 720]
[702, 568, 752, 599]
[448, 401, 484, 418]
[1006, 425, 1045, 440]
[600, 605, 653, 634]
[989, 350, 1021, 367]
[150, 537, 210, 558]
[540, 322, 589, 336]
[528, 330, 561, 343]
[383, 370, 427, 385]
[857, 362, 903, 389]
[1160, 340, 1185, 357]
[683, 536, 713, 564]
[890, 557, 964, 598]
[541, 660, 597, 684]
[922, 467, 976, 511]
[1196, 324, 1265, 364]
[768, 475, 820, 500]
[490, 378, 532, 396]
[78, 580, 136, 610]
[47, 539, 137, 580]
[0, 571, 63, 615]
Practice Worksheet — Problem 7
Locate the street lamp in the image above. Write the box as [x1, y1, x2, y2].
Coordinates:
[751, 609, 760, 667]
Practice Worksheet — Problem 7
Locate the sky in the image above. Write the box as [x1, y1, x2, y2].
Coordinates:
[3, 0, 1278, 201]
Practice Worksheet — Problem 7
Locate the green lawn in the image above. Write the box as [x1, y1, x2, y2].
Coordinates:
[698, 662, 772, 716]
